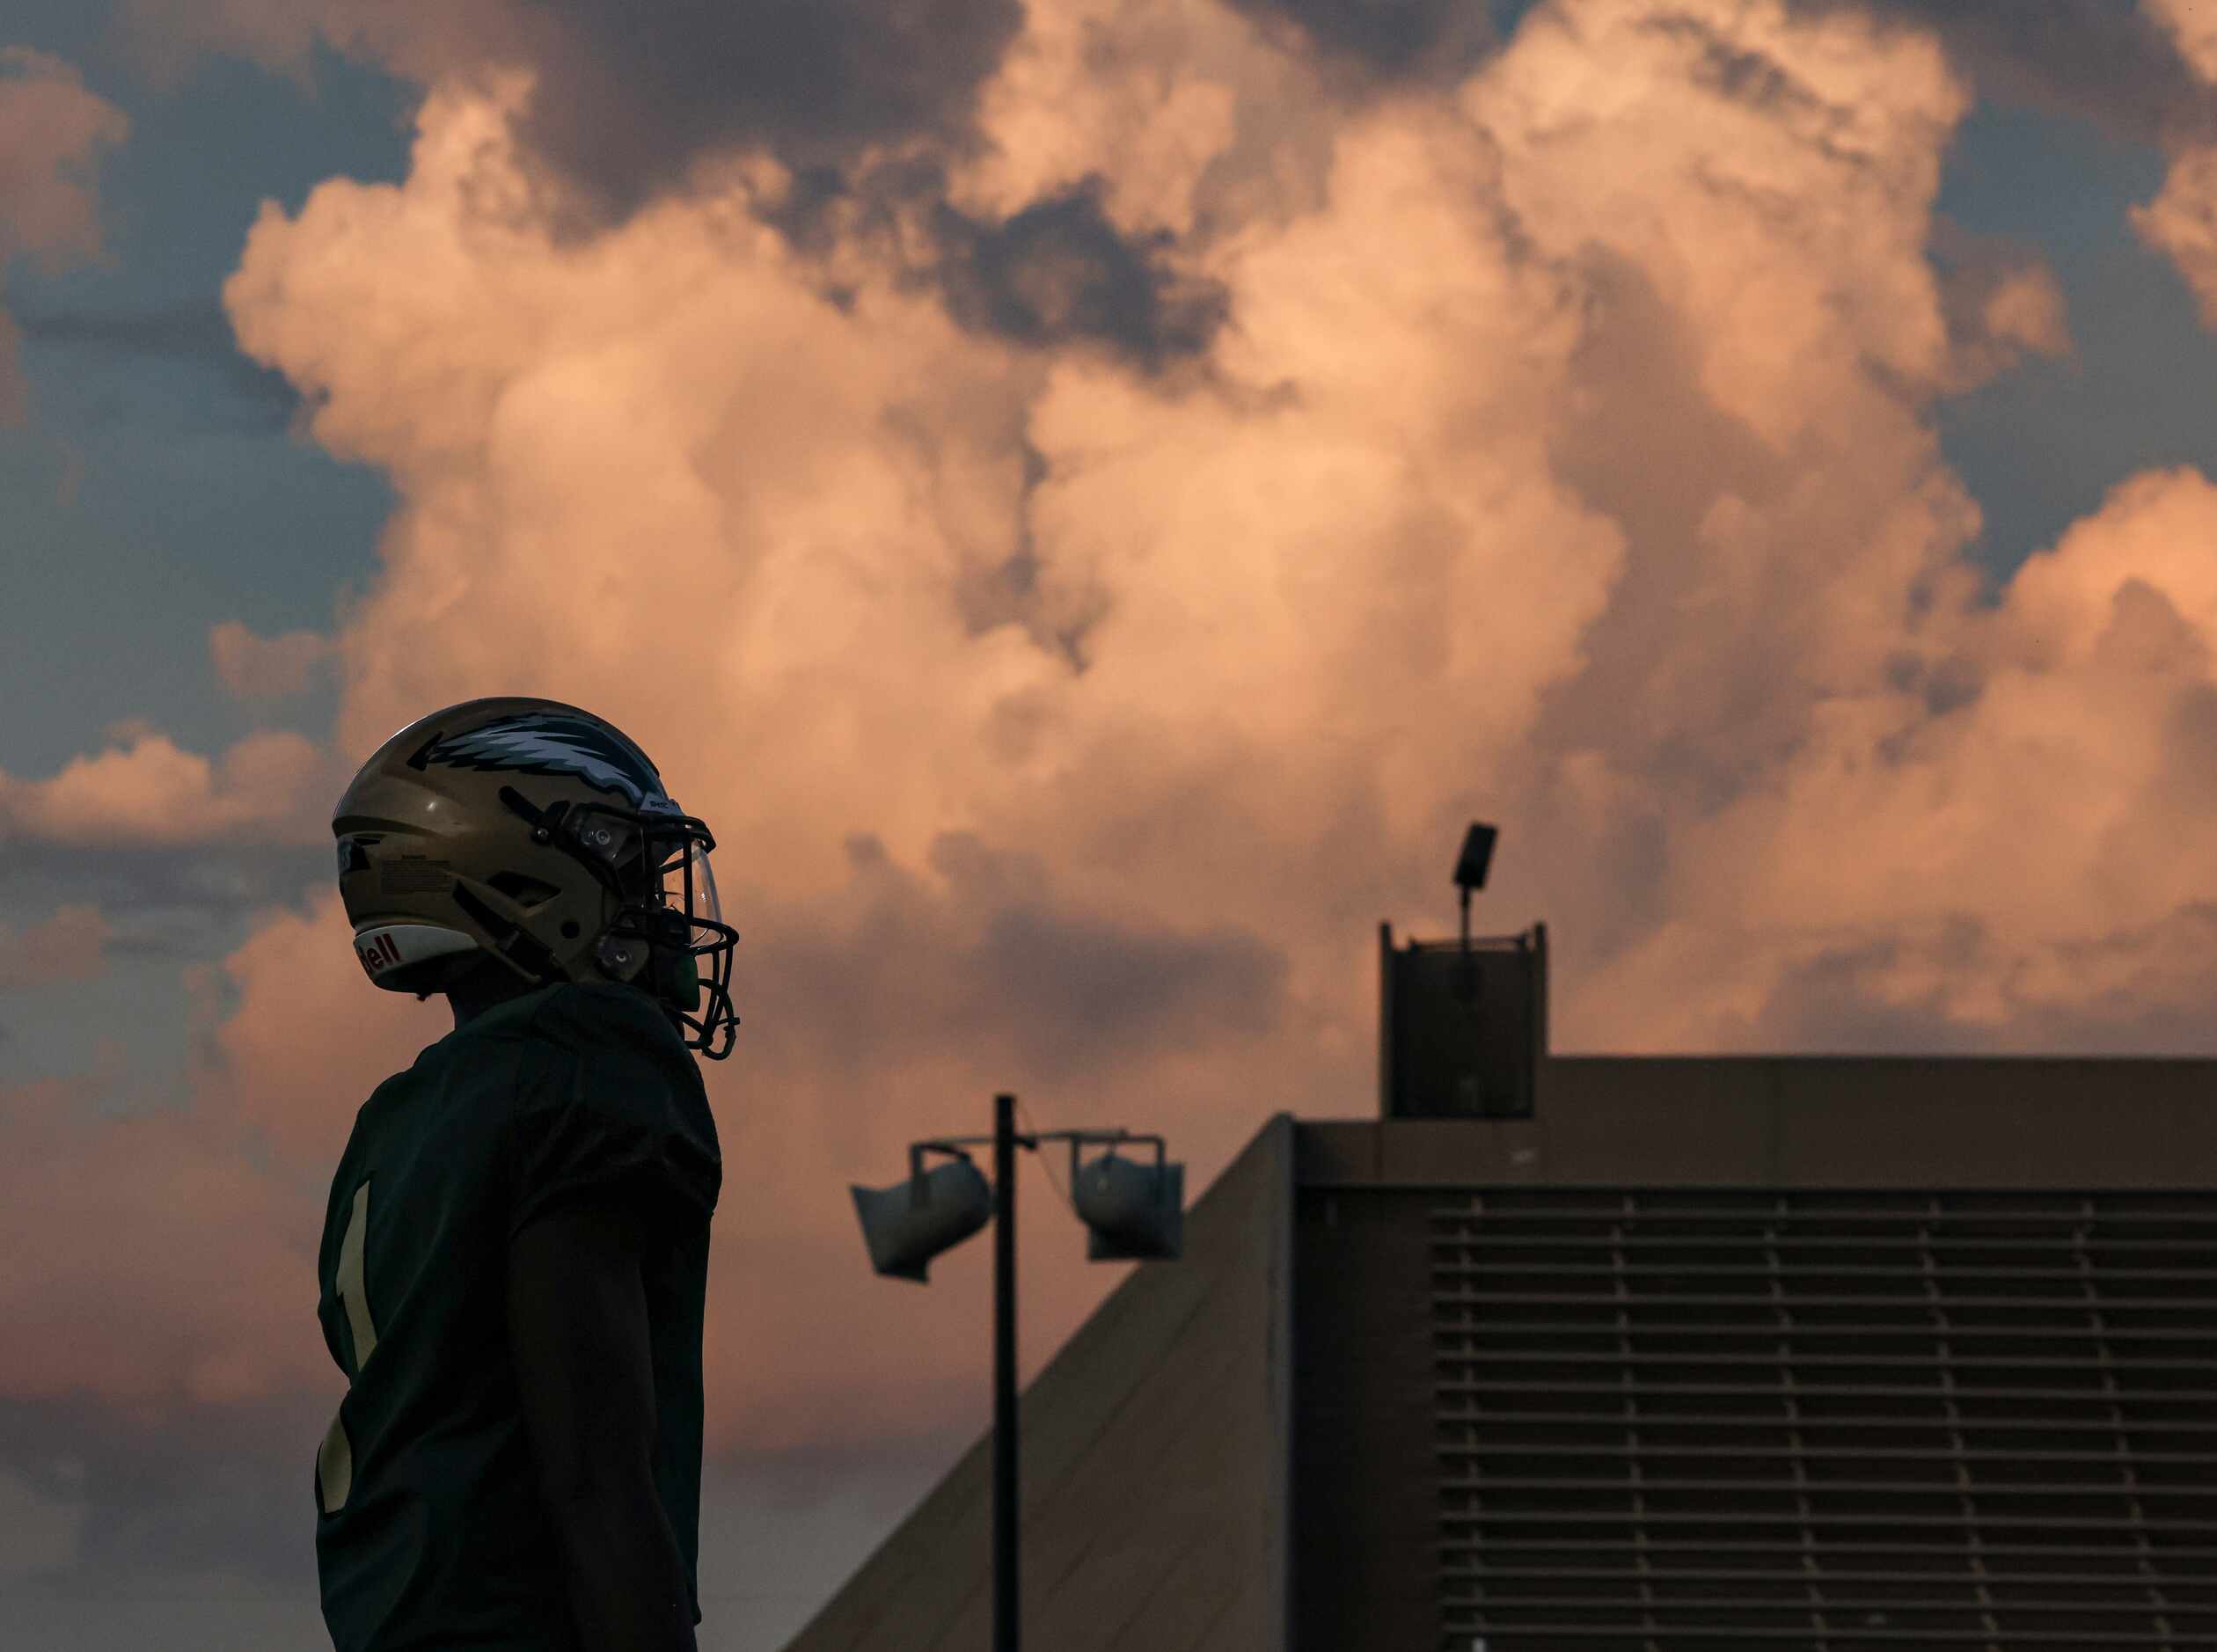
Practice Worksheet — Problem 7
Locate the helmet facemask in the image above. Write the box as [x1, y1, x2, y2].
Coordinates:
[497, 787, 742, 1060]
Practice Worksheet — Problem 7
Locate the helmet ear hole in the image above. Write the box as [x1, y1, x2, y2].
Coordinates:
[560, 920, 581, 939]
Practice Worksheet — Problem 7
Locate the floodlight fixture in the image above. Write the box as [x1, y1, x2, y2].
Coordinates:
[851, 1151, 992, 1283]
[1455, 822, 1497, 895]
[1070, 1141, 1184, 1261]
[851, 1096, 1182, 1652]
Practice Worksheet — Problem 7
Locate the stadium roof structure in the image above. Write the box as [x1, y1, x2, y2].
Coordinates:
[784, 848, 2217, 1648]
[783, 1052, 2217, 1652]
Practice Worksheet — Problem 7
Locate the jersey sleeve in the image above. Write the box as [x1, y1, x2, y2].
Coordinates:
[506, 985, 721, 1245]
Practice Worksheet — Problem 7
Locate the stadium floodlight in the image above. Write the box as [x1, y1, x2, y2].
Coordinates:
[1455, 821, 1497, 895]
[1452, 820, 1498, 1006]
[851, 1152, 992, 1283]
[851, 1096, 1181, 1652]
[1071, 1145, 1184, 1262]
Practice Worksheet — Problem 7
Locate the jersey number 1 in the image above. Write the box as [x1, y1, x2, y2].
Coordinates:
[318, 1180, 379, 1515]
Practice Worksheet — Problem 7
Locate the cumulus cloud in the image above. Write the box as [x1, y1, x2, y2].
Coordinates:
[116, 0, 1024, 235]
[1928, 221, 2073, 391]
[193, 0, 1910, 1455]
[209, 619, 334, 700]
[2147, 0, 2217, 87]
[0, 47, 130, 426]
[2129, 2, 2217, 332]
[931, 177, 1233, 370]
[2135, 143, 2217, 327]
[0, 919, 427, 1568]
[28, 0, 2217, 1478]
[115, 0, 1276, 376]
[201, 890, 449, 1171]
[1794, 0, 2217, 150]
[1620, 464, 2217, 1052]
[1222, 0, 1500, 84]
[941, 0, 1331, 244]
[0, 903, 110, 990]
[0, 1069, 327, 1410]
[106, 0, 326, 92]
[0, 840, 333, 954]
[0, 727, 340, 849]
[1978, 261, 2072, 358]
[0, 49, 126, 270]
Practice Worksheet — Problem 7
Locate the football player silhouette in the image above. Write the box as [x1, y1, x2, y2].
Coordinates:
[314, 698, 737, 1650]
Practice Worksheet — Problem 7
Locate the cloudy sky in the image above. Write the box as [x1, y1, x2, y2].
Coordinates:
[9, 0, 2217, 1643]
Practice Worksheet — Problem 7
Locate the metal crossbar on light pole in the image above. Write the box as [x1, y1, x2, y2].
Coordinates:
[850, 1093, 1184, 1652]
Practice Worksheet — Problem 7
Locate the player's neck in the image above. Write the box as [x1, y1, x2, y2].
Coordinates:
[447, 966, 544, 1030]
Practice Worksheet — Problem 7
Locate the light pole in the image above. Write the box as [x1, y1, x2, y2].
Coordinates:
[992, 1092, 1018, 1652]
[852, 1093, 1184, 1652]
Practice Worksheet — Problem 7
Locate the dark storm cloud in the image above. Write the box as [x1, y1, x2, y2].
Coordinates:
[1881, 649, 1985, 724]
[758, 829, 1290, 1090]
[1724, 918, 2014, 1056]
[12, 296, 303, 430]
[0, 840, 328, 933]
[0, 1388, 331, 1598]
[418, 0, 1027, 236]
[1787, 0, 2217, 150]
[747, 152, 1236, 385]
[751, 162, 863, 263]
[1738, 906, 2217, 1057]
[748, 150, 949, 282]
[1221, 0, 1500, 82]
[1226, 0, 2216, 143]
[932, 178, 1233, 372]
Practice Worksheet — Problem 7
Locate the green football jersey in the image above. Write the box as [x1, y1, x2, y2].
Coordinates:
[313, 980, 721, 1652]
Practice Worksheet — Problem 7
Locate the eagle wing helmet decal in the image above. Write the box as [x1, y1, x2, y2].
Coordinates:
[418, 713, 669, 810]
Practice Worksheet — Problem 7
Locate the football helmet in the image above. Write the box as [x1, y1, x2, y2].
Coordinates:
[332, 697, 741, 1059]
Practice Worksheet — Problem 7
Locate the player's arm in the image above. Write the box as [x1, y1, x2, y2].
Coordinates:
[508, 1192, 699, 1652]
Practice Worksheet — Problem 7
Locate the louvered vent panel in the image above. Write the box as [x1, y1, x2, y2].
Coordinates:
[1435, 1190, 2217, 1650]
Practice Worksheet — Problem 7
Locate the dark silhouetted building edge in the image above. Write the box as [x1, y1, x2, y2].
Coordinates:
[784, 1049, 2217, 1650]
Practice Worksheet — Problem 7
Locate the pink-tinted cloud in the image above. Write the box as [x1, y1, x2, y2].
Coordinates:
[946, 0, 1291, 240]
[2147, 0, 2217, 85]
[1980, 261, 2072, 358]
[0, 916, 436, 1444]
[1591, 464, 2217, 1049]
[2134, 144, 2217, 328]
[2132, 2, 2217, 325]
[0, 47, 129, 427]
[0, 728, 340, 848]
[185, 0, 1864, 1453]
[106, 0, 330, 93]
[0, 904, 110, 990]
[39, 0, 2217, 1467]
[209, 619, 333, 701]
[0, 48, 126, 266]
[1928, 221, 2074, 391]
[0, 1068, 326, 1410]
[202, 890, 447, 1171]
